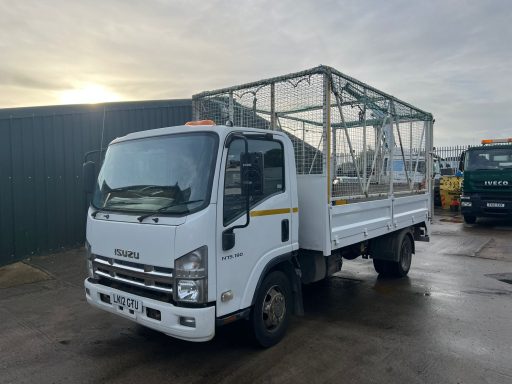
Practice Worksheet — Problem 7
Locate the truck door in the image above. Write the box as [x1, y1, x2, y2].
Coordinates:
[216, 135, 293, 317]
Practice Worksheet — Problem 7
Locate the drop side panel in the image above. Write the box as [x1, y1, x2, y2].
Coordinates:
[331, 199, 393, 249]
[393, 193, 430, 229]
[330, 193, 430, 250]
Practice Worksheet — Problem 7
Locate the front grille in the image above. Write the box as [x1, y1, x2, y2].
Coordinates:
[479, 195, 512, 202]
[92, 256, 174, 295]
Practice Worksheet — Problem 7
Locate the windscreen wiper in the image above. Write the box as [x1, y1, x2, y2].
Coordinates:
[137, 200, 204, 222]
[91, 201, 143, 218]
[107, 185, 161, 191]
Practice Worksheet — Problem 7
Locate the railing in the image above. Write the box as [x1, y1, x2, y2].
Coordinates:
[434, 145, 471, 168]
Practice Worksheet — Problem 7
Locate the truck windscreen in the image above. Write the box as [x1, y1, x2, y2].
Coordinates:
[92, 132, 218, 215]
[465, 147, 512, 171]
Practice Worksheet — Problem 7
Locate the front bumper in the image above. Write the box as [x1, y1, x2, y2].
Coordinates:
[460, 196, 512, 217]
[84, 278, 215, 342]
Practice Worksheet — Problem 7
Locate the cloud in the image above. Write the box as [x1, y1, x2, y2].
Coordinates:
[0, 0, 511, 145]
[0, 68, 70, 90]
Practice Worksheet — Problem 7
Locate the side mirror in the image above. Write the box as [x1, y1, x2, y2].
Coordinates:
[221, 137, 264, 252]
[222, 229, 236, 251]
[82, 161, 96, 194]
[240, 152, 264, 196]
[458, 152, 465, 172]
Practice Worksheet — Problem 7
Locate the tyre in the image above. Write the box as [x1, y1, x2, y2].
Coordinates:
[389, 234, 413, 277]
[464, 215, 477, 224]
[373, 233, 413, 278]
[434, 189, 441, 207]
[251, 270, 292, 348]
[373, 258, 390, 275]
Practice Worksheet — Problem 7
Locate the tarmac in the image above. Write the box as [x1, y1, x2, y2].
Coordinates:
[1, 211, 511, 384]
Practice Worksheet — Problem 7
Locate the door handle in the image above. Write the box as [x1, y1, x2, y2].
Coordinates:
[281, 219, 289, 242]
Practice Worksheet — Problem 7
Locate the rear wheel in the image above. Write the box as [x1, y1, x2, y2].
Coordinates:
[373, 233, 413, 278]
[251, 271, 291, 348]
[390, 234, 413, 277]
[373, 259, 390, 275]
[464, 215, 477, 224]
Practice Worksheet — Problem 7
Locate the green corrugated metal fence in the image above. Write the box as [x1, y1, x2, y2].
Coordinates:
[0, 99, 192, 266]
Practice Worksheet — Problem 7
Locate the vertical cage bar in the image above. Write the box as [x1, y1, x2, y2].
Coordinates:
[388, 109, 394, 197]
[409, 115, 413, 180]
[426, 120, 434, 219]
[302, 121, 305, 174]
[323, 72, 331, 200]
[362, 89, 367, 191]
[391, 102, 411, 191]
[270, 83, 276, 130]
[228, 91, 234, 122]
[332, 117, 337, 183]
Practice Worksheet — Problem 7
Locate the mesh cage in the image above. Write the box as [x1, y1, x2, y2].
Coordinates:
[193, 66, 433, 202]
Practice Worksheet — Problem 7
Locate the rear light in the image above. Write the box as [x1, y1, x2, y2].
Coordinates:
[185, 120, 216, 126]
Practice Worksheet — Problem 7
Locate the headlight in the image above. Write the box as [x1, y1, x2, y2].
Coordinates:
[175, 246, 208, 303]
[177, 280, 206, 302]
[85, 240, 94, 278]
[461, 201, 472, 207]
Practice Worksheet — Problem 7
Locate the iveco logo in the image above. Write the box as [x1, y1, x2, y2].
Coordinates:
[114, 248, 140, 259]
[484, 180, 509, 186]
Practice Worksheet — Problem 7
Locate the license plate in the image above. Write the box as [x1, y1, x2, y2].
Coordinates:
[487, 202, 505, 208]
[112, 293, 143, 312]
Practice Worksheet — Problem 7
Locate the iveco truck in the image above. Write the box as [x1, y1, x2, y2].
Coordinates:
[460, 138, 512, 224]
[82, 66, 434, 347]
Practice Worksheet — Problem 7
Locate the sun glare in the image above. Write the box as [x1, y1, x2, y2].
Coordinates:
[58, 84, 121, 104]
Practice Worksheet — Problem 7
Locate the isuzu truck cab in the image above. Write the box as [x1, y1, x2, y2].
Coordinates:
[83, 121, 431, 347]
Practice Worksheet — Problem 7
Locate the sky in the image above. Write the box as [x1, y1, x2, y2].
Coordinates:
[1, 0, 511, 146]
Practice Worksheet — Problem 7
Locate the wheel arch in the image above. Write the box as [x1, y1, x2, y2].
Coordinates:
[249, 253, 303, 316]
[370, 227, 415, 262]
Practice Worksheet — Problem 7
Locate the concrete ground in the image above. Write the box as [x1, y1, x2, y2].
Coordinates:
[1, 211, 511, 384]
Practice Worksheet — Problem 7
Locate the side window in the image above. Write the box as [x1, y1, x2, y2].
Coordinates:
[223, 138, 285, 225]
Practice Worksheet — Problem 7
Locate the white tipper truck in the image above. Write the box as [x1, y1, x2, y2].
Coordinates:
[83, 66, 433, 347]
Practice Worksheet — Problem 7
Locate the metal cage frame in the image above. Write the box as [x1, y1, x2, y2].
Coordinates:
[193, 65, 434, 203]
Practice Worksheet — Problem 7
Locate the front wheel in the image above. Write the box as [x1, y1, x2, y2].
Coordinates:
[251, 271, 292, 348]
[464, 215, 477, 224]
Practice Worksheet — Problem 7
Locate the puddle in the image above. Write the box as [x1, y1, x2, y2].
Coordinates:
[463, 289, 510, 296]
[0, 262, 52, 289]
[328, 275, 363, 288]
[442, 237, 491, 257]
[485, 273, 512, 285]
[439, 217, 463, 223]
